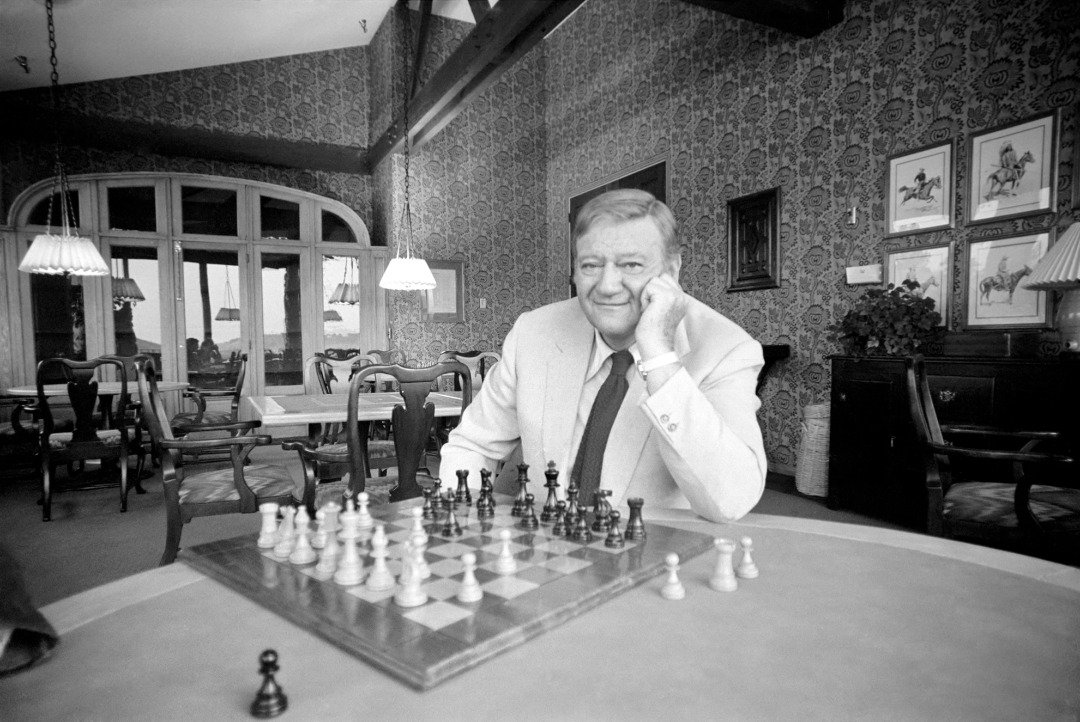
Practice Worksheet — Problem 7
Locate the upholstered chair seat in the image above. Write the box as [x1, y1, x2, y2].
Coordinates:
[178, 464, 296, 505]
[47, 428, 123, 450]
[170, 410, 235, 428]
[944, 482, 1080, 535]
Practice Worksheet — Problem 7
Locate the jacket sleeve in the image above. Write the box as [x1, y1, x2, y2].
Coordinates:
[638, 338, 767, 522]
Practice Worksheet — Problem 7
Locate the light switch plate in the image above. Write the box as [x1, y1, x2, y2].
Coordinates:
[846, 264, 882, 285]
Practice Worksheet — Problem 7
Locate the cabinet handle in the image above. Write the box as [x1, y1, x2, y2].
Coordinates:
[838, 392, 847, 402]
[937, 389, 957, 404]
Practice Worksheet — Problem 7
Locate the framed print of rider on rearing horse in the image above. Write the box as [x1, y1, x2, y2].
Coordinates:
[962, 231, 1051, 330]
[967, 111, 1057, 224]
[885, 140, 954, 238]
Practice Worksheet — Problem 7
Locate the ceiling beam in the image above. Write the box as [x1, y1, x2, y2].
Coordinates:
[1, 102, 368, 174]
[410, 0, 433, 99]
[364, 0, 586, 170]
[680, 0, 845, 37]
[467, 0, 489, 23]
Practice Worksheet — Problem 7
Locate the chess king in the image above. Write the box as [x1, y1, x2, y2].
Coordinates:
[439, 189, 766, 522]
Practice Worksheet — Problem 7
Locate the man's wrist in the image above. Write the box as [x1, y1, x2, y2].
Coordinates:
[637, 351, 679, 379]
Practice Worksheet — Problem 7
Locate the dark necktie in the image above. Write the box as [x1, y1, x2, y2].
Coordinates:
[570, 349, 634, 504]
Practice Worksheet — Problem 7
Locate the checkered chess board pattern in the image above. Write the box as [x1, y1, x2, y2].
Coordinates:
[180, 497, 715, 689]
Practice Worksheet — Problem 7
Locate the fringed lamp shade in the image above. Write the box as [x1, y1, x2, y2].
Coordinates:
[378, 257, 436, 291]
[112, 276, 145, 304]
[19, 234, 110, 276]
[215, 307, 241, 322]
[329, 281, 361, 305]
[1024, 221, 1080, 353]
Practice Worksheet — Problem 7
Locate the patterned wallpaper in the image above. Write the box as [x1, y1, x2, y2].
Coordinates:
[538, 0, 1079, 470]
[1, 47, 373, 226]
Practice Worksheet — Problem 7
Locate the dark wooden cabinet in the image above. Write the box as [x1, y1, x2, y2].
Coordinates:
[827, 355, 1080, 530]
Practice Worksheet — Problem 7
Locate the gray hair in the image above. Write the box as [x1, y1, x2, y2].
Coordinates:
[572, 189, 679, 259]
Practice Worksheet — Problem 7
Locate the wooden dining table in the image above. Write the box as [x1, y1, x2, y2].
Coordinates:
[244, 391, 464, 428]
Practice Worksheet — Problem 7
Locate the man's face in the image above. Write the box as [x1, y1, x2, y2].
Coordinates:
[573, 216, 679, 350]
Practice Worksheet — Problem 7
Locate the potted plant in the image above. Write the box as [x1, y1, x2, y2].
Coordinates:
[830, 279, 943, 356]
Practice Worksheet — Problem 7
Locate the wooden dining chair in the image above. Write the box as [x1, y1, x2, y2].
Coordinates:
[171, 353, 248, 463]
[906, 354, 1079, 562]
[136, 357, 314, 565]
[437, 350, 501, 392]
[283, 360, 472, 506]
[34, 356, 137, 521]
[0, 395, 40, 483]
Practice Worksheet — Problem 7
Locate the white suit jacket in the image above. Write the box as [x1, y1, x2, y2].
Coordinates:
[438, 297, 766, 522]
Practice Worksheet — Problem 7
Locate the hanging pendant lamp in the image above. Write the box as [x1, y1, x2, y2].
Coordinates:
[215, 266, 241, 321]
[18, 0, 109, 277]
[379, 3, 435, 292]
[111, 259, 145, 309]
[329, 256, 362, 305]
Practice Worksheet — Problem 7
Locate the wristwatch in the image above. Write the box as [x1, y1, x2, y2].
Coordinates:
[636, 351, 679, 379]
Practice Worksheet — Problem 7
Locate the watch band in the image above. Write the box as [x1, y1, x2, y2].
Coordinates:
[637, 351, 679, 378]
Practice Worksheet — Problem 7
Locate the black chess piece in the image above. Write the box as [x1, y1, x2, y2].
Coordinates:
[624, 497, 646, 540]
[431, 478, 443, 508]
[475, 482, 494, 520]
[479, 468, 495, 509]
[571, 503, 593, 542]
[551, 500, 568, 536]
[421, 487, 435, 520]
[455, 469, 472, 505]
[591, 489, 612, 532]
[541, 461, 560, 522]
[565, 481, 580, 524]
[250, 649, 288, 718]
[604, 509, 625, 548]
[442, 504, 463, 537]
[443, 488, 457, 511]
[511, 462, 530, 516]
[519, 492, 539, 530]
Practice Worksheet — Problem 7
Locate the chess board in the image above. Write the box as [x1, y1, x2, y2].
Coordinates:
[180, 496, 715, 690]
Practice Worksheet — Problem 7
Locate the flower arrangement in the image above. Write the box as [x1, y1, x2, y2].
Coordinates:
[830, 279, 943, 356]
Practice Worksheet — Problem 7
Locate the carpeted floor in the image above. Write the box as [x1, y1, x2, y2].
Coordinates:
[0, 448, 902, 608]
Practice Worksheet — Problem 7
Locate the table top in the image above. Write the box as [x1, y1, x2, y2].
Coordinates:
[244, 391, 463, 426]
[5, 381, 188, 397]
[3, 510, 1078, 720]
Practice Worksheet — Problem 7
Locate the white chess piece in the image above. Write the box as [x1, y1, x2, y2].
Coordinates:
[411, 528, 432, 580]
[394, 540, 428, 608]
[709, 538, 738, 592]
[257, 502, 279, 549]
[338, 498, 360, 542]
[736, 536, 759, 579]
[365, 524, 395, 591]
[272, 506, 297, 559]
[289, 506, 318, 565]
[660, 552, 686, 600]
[314, 533, 340, 577]
[311, 507, 327, 549]
[457, 552, 483, 603]
[356, 491, 374, 530]
[494, 529, 517, 574]
[333, 534, 365, 586]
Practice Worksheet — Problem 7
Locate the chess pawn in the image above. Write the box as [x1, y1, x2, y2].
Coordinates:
[518, 492, 539, 530]
[736, 536, 759, 579]
[333, 532, 365, 586]
[250, 649, 288, 718]
[604, 509, 625, 548]
[571, 504, 593, 543]
[624, 497, 646, 540]
[551, 500, 568, 536]
[365, 525, 395, 591]
[356, 491, 374, 530]
[494, 529, 517, 574]
[314, 533, 340, 578]
[660, 552, 686, 600]
[257, 502, 280, 549]
[272, 506, 297, 559]
[540, 461, 559, 522]
[455, 469, 472, 505]
[709, 538, 738, 592]
[422, 488, 435, 520]
[337, 498, 360, 542]
[289, 507, 318, 565]
[310, 508, 327, 549]
[456, 552, 483, 603]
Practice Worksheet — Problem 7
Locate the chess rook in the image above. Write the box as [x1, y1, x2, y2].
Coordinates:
[624, 497, 646, 540]
[709, 538, 738, 592]
[257, 502, 280, 549]
[455, 469, 472, 505]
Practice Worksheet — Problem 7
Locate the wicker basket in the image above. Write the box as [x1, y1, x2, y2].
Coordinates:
[795, 402, 830, 497]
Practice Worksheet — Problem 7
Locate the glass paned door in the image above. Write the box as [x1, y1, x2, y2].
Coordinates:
[259, 251, 305, 391]
[181, 248, 244, 391]
[111, 246, 161, 372]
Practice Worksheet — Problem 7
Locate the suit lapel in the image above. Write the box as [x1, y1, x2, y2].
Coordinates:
[542, 309, 593, 473]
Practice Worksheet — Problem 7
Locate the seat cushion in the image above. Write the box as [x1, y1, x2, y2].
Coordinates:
[47, 429, 122, 450]
[944, 481, 1080, 531]
[367, 440, 396, 461]
[179, 464, 296, 505]
[171, 411, 234, 429]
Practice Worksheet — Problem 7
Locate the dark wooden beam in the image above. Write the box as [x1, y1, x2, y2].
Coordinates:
[680, 0, 845, 37]
[410, 0, 433, 99]
[467, 0, 489, 23]
[364, 0, 586, 170]
[1, 101, 368, 173]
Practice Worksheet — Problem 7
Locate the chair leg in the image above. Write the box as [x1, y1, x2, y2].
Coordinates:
[41, 461, 52, 522]
[134, 449, 147, 494]
[160, 510, 183, 566]
[119, 457, 129, 513]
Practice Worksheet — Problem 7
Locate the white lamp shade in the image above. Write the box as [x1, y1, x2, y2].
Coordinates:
[379, 257, 436, 290]
[112, 276, 145, 303]
[329, 282, 361, 305]
[1024, 222, 1080, 290]
[215, 307, 241, 321]
[19, 233, 110, 276]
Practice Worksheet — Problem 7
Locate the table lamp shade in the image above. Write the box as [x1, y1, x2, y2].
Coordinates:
[1024, 221, 1080, 352]
[112, 276, 145, 303]
[378, 257, 436, 291]
[18, 233, 110, 276]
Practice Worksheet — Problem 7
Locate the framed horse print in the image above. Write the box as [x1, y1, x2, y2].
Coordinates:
[967, 111, 1057, 224]
[884, 242, 952, 326]
[885, 140, 954, 237]
[962, 230, 1051, 329]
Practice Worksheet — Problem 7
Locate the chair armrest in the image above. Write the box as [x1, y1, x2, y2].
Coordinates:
[929, 441, 1073, 465]
[941, 424, 1060, 441]
[281, 440, 351, 464]
[160, 434, 272, 451]
[173, 419, 262, 435]
[185, 388, 236, 399]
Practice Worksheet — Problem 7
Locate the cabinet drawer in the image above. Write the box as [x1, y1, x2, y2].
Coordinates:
[926, 375, 994, 424]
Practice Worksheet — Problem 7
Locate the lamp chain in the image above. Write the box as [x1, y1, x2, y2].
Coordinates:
[399, 2, 414, 259]
[45, 0, 78, 237]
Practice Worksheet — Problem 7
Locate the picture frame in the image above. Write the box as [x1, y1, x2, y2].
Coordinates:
[726, 186, 780, 292]
[967, 111, 1058, 224]
[421, 260, 464, 323]
[884, 241, 953, 327]
[962, 231, 1052, 329]
[885, 140, 954, 237]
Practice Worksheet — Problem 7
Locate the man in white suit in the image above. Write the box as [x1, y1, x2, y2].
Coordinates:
[439, 190, 766, 522]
